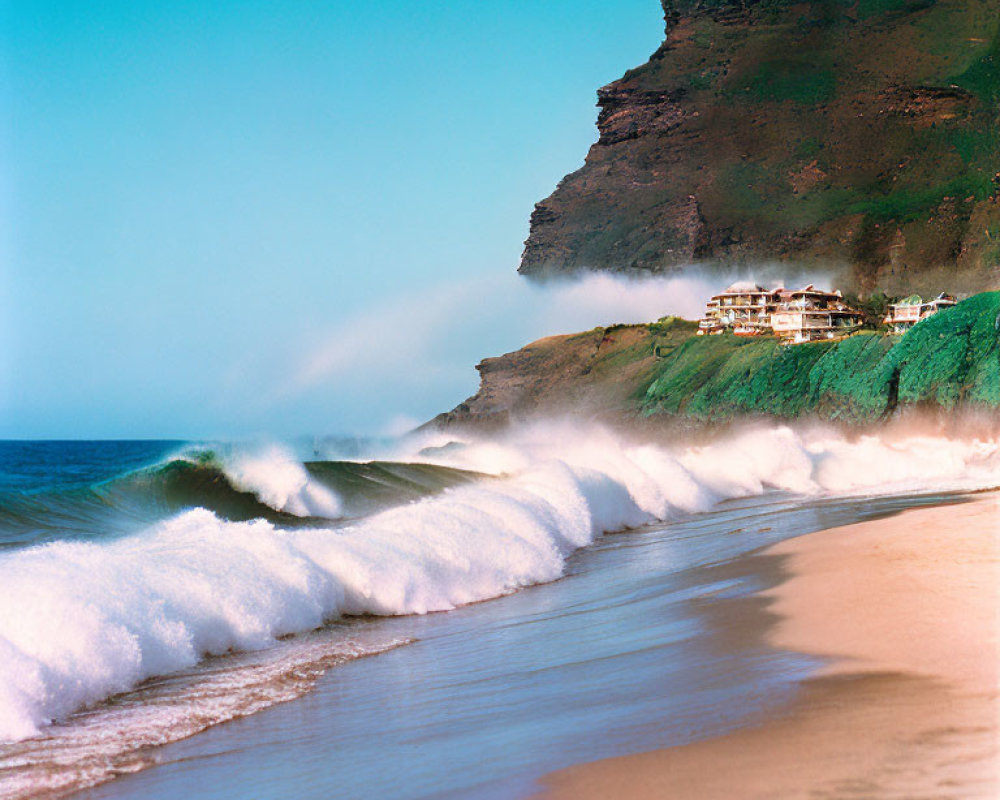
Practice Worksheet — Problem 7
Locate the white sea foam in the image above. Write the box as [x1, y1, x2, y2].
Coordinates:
[0, 629, 407, 799]
[0, 423, 997, 743]
[405, 420, 1000, 498]
[223, 444, 342, 517]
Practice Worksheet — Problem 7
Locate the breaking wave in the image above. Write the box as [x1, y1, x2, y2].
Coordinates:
[0, 423, 997, 745]
[216, 445, 343, 518]
[0, 446, 482, 548]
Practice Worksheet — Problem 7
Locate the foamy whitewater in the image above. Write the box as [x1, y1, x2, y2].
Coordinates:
[218, 444, 342, 518]
[1, 424, 998, 750]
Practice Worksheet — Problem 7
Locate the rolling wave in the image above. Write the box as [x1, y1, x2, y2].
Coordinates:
[0, 447, 483, 548]
[0, 422, 997, 743]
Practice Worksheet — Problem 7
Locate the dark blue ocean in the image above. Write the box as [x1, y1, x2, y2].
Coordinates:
[0, 441, 184, 547]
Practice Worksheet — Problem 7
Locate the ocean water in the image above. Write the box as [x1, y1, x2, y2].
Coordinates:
[0, 424, 998, 798]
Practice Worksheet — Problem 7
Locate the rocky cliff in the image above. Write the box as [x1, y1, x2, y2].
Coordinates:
[429, 319, 698, 430]
[519, 0, 1000, 294]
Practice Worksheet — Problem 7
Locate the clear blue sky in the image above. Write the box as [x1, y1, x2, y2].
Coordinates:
[2, 0, 665, 439]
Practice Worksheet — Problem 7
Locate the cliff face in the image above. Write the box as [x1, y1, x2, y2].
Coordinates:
[429, 319, 698, 430]
[520, 0, 1000, 294]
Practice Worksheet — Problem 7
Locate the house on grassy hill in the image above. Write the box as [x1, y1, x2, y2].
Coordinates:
[697, 283, 865, 344]
[696, 282, 781, 336]
[769, 285, 864, 344]
[882, 293, 957, 334]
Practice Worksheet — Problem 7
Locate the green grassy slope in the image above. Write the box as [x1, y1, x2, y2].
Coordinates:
[642, 291, 1000, 421]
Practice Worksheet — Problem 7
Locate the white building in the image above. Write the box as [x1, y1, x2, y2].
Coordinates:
[697, 282, 782, 336]
[883, 293, 956, 334]
[769, 285, 864, 344]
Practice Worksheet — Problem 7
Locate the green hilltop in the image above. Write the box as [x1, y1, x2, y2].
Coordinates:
[434, 292, 999, 429]
[643, 291, 1000, 422]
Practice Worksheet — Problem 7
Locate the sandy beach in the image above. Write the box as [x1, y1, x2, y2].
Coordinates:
[539, 494, 1000, 799]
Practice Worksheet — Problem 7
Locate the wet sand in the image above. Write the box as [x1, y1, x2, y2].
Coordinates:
[539, 494, 1000, 799]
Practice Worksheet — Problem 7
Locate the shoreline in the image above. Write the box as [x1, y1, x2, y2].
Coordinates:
[68, 490, 940, 800]
[537, 494, 1000, 799]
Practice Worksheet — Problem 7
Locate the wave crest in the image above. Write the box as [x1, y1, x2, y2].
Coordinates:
[221, 445, 342, 518]
[0, 422, 997, 742]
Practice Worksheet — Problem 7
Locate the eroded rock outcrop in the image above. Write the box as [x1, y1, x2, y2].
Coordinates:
[519, 0, 1000, 294]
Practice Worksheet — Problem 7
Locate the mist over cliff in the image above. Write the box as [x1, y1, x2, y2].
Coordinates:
[519, 0, 1000, 294]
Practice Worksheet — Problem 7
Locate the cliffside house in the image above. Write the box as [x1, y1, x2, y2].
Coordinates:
[769, 286, 865, 344]
[696, 282, 781, 336]
[882, 293, 957, 334]
[698, 283, 865, 344]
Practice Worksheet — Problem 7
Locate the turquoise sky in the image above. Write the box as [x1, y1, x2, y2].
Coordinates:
[2, 0, 665, 439]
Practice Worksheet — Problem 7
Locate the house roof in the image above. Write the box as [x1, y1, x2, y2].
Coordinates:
[720, 281, 767, 294]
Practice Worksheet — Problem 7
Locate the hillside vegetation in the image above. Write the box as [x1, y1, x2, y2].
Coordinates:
[642, 291, 1000, 421]
[435, 293, 999, 429]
